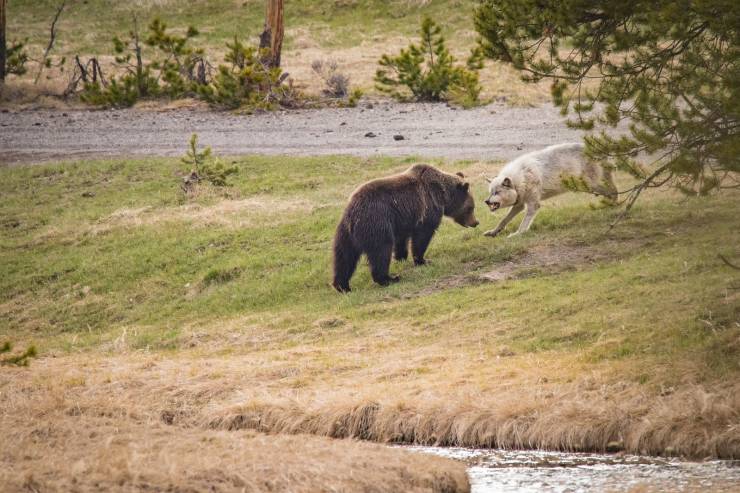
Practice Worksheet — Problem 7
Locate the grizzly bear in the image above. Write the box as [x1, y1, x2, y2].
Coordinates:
[332, 164, 479, 292]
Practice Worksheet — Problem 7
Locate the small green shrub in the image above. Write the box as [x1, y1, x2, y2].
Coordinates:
[81, 18, 202, 107]
[346, 88, 364, 107]
[5, 41, 30, 76]
[375, 17, 483, 105]
[197, 36, 288, 111]
[181, 134, 238, 192]
[77, 18, 300, 111]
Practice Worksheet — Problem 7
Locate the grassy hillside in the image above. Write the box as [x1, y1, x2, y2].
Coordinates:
[10, 0, 477, 52]
[1, 154, 739, 461]
[5, 0, 548, 103]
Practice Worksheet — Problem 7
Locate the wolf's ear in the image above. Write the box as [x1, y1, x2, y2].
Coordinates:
[456, 172, 465, 178]
[502, 177, 512, 188]
[457, 182, 470, 192]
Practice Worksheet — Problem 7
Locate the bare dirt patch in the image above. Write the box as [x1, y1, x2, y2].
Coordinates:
[478, 239, 639, 282]
[409, 237, 647, 299]
[94, 196, 318, 232]
[29, 195, 321, 244]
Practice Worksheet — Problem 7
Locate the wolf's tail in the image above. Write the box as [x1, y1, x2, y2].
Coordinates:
[332, 223, 360, 293]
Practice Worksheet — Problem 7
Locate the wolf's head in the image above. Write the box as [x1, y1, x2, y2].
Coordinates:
[484, 176, 517, 212]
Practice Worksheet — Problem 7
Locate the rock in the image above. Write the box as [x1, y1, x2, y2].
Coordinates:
[340, 121, 347, 126]
[393, 134, 405, 141]
[364, 132, 377, 138]
[81, 191, 95, 198]
[366, 103, 374, 109]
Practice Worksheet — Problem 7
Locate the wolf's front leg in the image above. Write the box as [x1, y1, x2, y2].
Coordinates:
[510, 202, 540, 237]
[484, 204, 523, 237]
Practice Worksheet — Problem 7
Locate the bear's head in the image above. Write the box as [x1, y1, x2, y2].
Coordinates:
[446, 172, 479, 228]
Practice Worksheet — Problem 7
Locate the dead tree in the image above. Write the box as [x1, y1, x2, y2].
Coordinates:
[1, 0, 6, 81]
[64, 55, 105, 96]
[34, 0, 66, 84]
[259, 0, 283, 68]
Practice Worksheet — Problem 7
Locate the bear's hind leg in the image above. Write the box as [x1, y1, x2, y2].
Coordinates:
[368, 244, 398, 286]
[394, 236, 409, 261]
[411, 227, 436, 266]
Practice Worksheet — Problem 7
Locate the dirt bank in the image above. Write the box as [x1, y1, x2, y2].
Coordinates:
[3, 356, 738, 463]
[0, 102, 583, 165]
[0, 360, 470, 493]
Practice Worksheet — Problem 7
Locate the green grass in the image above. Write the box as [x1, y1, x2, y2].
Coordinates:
[1, 155, 739, 386]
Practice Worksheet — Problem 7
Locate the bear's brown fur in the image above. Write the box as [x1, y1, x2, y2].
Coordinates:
[332, 164, 478, 292]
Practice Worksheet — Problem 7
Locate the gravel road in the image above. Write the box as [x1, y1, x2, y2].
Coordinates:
[0, 102, 583, 165]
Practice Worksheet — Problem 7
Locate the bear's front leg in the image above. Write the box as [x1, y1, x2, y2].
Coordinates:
[367, 245, 399, 286]
[411, 227, 436, 266]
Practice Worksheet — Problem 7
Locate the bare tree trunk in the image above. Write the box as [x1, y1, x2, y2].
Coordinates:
[261, 0, 283, 68]
[131, 15, 146, 95]
[0, 0, 7, 81]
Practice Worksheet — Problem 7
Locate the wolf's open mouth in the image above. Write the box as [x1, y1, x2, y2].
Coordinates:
[488, 203, 500, 212]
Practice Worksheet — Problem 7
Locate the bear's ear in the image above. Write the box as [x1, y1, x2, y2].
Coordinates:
[502, 177, 512, 188]
[458, 182, 469, 192]
[456, 172, 465, 178]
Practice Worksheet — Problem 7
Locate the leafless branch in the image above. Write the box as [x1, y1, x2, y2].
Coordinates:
[34, 0, 66, 84]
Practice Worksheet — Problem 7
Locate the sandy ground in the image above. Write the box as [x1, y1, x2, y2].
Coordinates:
[0, 102, 583, 165]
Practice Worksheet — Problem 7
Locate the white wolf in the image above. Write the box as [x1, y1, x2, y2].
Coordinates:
[483, 143, 617, 237]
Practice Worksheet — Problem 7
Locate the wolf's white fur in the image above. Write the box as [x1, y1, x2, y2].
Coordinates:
[483, 143, 617, 237]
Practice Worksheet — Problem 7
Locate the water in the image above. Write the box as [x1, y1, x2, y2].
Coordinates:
[409, 446, 740, 493]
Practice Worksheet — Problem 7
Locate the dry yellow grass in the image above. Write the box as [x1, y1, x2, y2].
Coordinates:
[0, 360, 470, 492]
[282, 34, 551, 105]
[1, 23, 551, 108]
[3, 352, 738, 464]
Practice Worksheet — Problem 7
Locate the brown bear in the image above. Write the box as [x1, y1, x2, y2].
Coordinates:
[332, 164, 479, 292]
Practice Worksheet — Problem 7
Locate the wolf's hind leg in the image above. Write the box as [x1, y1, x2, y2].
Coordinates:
[599, 169, 619, 202]
[588, 166, 618, 203]
[511, 202, 540, 236]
